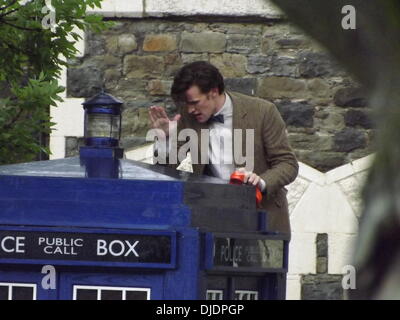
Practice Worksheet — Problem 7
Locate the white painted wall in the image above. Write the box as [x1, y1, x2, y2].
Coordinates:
[144, 0, 282, 18]
[285, 155, 372, 299]
[86, 0, 144, 17]
[50, 27, 85, 160]
[86, 0, 282, 18]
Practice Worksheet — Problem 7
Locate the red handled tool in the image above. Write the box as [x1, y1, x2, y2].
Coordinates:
[229, 171, 263, 208]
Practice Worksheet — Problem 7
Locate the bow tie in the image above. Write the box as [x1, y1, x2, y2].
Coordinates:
[207, 114, 224, 124]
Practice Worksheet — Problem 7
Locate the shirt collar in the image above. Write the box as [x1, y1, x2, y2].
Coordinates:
[214, 92, 233, 117]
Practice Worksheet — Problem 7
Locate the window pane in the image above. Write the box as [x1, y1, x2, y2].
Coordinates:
[101, 290, 123, 300]
[125, 290, 148, 300]
[0, 286, 9, 300]
[235, 290, 258, 300]
[12, 286, 34, 300]
[206, 290, 223, 300]
[76, 289, 97, 300]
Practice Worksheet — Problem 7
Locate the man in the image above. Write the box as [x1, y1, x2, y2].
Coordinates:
[148, 61, 298, 235]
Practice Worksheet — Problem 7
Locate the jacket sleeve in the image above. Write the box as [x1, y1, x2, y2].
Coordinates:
[259, 102, 299, 195]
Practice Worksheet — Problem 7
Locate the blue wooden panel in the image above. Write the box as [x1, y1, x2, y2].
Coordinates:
[0, 199, 191, 229]
[0, 175, 192, 228]
[0, 175, 184, 204]
[163, 228, 203, 300]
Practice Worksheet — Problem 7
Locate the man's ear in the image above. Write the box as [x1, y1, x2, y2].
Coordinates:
[210, 87, 219, 97]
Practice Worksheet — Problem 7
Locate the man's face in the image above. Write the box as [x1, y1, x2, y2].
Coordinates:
[184, 85, 219, 123]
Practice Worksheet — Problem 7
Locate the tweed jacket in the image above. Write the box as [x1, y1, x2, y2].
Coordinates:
[171, 91, 299, 235]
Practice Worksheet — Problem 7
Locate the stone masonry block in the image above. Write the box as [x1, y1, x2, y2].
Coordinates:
[180, 32, 226, 53]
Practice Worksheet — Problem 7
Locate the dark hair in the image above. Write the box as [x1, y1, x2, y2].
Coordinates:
[171, 61, 225, 105]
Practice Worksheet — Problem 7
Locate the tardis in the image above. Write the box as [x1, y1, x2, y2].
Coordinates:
[0, 92, 289, 300]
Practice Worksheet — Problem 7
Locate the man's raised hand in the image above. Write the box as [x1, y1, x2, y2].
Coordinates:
[148, 106, 181, 137]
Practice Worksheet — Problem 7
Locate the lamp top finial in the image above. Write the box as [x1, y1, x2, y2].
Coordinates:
[82, 91, 123, 107]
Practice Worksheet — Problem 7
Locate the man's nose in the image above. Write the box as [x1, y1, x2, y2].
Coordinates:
[188, 105, 195, 114]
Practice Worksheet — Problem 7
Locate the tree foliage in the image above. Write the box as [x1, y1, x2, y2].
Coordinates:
[0, 0, 112, 164]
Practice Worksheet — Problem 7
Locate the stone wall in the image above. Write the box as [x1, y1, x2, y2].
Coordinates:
[66, 18, 375, 172]
[301, 234, 344, 300]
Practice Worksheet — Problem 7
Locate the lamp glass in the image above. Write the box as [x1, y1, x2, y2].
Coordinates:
[87, 113, 120, 140]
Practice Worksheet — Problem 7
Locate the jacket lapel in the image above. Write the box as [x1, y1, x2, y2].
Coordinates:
[229, 91, 248, 168]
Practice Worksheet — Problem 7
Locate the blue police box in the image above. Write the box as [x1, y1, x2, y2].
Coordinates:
[0, 93, 289, 300]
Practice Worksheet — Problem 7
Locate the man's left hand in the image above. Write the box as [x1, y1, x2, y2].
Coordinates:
[236, 168, 266, 192]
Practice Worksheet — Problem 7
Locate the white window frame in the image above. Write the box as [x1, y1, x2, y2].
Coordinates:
[206, 289, 224, 300]
[0, 282, 37, 300]
[73, 285, 151, 300]
[235, 290, 259, 300]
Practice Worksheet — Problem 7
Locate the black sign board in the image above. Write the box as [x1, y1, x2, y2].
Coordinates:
[0, 228, 175, 269]
[206, 234, 286, 272]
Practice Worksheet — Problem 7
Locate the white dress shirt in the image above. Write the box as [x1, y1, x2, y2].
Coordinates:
[207, 93, 234, 181]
